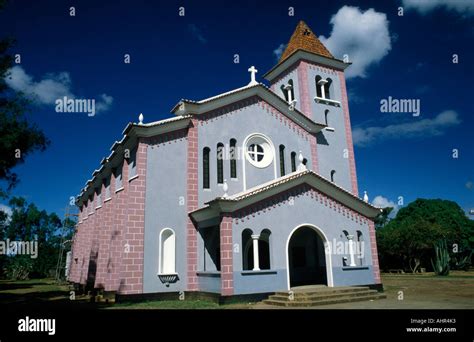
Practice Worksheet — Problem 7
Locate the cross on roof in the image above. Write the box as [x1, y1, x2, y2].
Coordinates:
[248, 66, 258, 85]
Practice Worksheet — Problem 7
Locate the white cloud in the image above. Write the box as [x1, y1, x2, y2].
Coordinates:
[6, 66, 73, 104]
[96, 94, 114, 113]
[320, 6, 392, 79]
[353, 110, 460, 147]
[402, 0, 474, 16]
[5, 66, 113, 113]
[273, 43, 286, 60]
[0, 204, 12, 222]
[372, 196, 399, 216]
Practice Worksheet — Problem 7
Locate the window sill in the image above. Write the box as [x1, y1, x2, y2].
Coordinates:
[231, 178, 238, 181]
[95, 205, 102, 210]
[342, 266, 369, 271]
[241, 270, 277, 276]
[88, 212, 94, 216]
[196, 271, 221, 278]
[314, 96, 341, 107]
[128, 174, 139, 182]
[157, 273, 179, 285]
[104, 197, 112, 203]
[325, 127, 335, 132]
[115, 187, 124, 193]
[203, 188, 211, 192]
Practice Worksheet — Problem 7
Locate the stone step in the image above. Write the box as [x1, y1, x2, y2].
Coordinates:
[262, 293, 386, 307]
[268, 289, 379, 302]
[274, 286, 370, 297]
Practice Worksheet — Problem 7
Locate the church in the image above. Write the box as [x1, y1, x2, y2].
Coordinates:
[68, 21, 383, 301]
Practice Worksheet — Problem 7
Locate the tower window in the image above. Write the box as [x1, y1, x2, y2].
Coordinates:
[291, 152, 297, 172]
[315, 75, 322, 98]
[279, 145, 286, 176]
[203, 147, 210, 189]
[217, 143, 224, 184]
[230, 139, 237, 179]
[325, 78, 332, 99]
[325, 110, 330, 126]
[330, 170, 336, 183]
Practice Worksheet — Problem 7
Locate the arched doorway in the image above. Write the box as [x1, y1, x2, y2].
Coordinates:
[287, 225, 328, 288]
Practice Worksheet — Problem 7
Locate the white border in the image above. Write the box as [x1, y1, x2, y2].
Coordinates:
[242, 133, 277, 191]
[285, 223, 334, 290]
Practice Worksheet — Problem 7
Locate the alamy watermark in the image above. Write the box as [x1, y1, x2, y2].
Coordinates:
[55, 96, 96, 117]
[0, 239, 38, 259]
[380, 96, 420, 117]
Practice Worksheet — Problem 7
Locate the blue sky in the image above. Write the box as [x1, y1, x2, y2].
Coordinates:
[0, 0, 473, 218]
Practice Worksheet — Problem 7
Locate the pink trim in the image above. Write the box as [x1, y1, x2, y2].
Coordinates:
[296, 60, 319, 173]
[338, 71, 359, 196]
[220, 215, 234, 296]
[186, 119, 199, 291]
[119, 140, 147, 294]
[368, 220, 381, 284]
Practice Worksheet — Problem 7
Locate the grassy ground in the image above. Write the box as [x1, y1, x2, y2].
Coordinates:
[1, 272, 473, 309]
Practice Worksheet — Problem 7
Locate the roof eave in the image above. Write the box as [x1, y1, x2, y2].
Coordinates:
[264, 49, 351, 82]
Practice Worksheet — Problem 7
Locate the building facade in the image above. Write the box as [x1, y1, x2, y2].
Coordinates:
[68, 21, 382, 298]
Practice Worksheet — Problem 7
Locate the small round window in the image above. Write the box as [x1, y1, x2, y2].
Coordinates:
[245, 135, 274, 168]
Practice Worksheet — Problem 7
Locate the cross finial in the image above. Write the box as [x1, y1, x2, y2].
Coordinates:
[297, 151, 307, 172]
[248, 66, 258, 86]
[363, 191, 369, 203]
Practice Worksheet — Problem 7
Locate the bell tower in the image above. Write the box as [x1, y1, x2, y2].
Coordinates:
[264, 20, 359, 196]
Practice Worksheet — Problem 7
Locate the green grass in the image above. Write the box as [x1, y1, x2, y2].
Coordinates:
[110, 299, 222, 309]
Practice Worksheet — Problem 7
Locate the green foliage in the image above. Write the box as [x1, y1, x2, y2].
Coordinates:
[377, 199, 474, 273]
[431, 240, 450, 276]
[374, 206, 394, 230]
[0, 2, 50, 196]
[0, 197, 76, 279]
[4, 254, 33, 280]
[452, 250, 472, 271]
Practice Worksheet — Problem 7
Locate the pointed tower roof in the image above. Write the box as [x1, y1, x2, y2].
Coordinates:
[279, 20, 333, 62]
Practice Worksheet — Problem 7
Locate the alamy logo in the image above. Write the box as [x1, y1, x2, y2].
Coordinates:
[380, 96, 420, 117]
[55, 96, 96, 117]
[18, 316, 55, 335]
[0, 239, 38, 259]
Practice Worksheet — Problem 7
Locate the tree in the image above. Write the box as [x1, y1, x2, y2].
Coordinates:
[0, 197, 75, 279]
[0, 0, 50, 197]
[377, 199, 474, 273]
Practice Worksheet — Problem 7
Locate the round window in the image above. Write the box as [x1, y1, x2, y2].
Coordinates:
[245, 135, 274, 168]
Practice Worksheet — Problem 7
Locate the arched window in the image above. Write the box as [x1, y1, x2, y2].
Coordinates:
[315, 75, 322, 98]
[230, 139, 237, 179]
[325, 110, 330, 126]
[291, 152, 297, 172]
[279, 145, 286, 176]
[159, 228, 176, 274]
[203, 147, 210, 189]
[242, 229, 253, 271]
[330, 170, 336, 182]
[288, 79, 295, 103]
[357, 230, 364, 265]
[325, 78, 332, 99]
[303, 158, 308, 166]
[259, 229, 271, 270]
[217, 143, 224, 184]
[280, 79, 295, 103]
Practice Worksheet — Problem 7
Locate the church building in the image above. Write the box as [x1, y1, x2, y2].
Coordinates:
[68, 21, 383, 300]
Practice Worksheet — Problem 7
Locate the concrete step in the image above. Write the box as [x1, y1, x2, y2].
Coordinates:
[262, 293, 386, 307]
[268, 289, 379, 302]
[274, 286, 369, 297]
